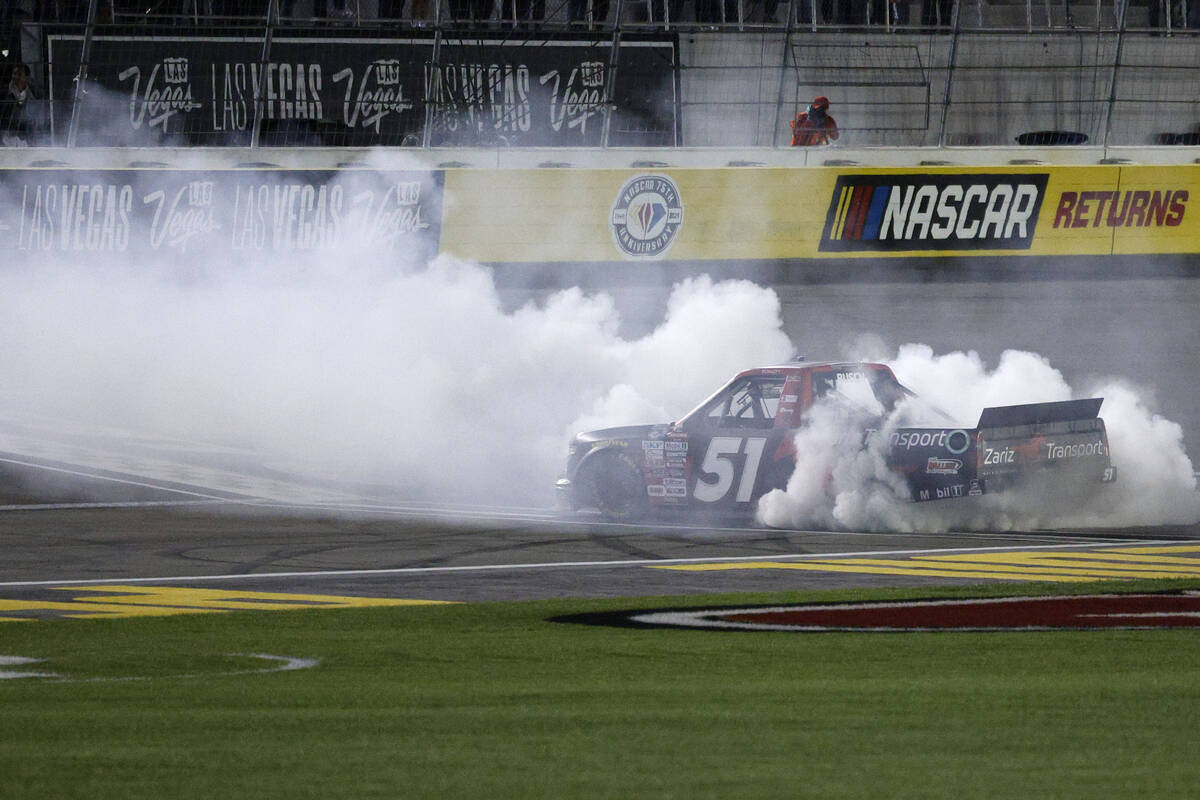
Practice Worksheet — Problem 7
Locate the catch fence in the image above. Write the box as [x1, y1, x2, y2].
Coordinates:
[3, 0, 1198, 148]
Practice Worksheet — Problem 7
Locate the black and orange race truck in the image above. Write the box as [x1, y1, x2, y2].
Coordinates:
[556, 360, 1116, 519]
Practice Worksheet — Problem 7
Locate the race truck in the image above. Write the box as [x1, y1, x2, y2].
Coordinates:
[556, 360, 1116, 519]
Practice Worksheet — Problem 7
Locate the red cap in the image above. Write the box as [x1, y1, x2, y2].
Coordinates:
[812, 96, 830, 109]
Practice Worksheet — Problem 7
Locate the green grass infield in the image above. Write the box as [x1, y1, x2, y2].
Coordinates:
[2, 579, 1199, 799]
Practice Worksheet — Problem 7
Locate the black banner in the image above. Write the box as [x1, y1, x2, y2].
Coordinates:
[0, 168, 443, 259]
[46, 35, 677, 147]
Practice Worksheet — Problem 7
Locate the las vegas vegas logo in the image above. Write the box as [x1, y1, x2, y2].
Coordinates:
[610, 174, 684, 258]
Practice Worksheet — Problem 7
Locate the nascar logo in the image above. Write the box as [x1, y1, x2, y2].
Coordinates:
[820, 174, 1049, 252]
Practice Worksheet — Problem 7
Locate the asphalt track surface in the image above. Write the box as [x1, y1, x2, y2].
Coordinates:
[1, 276, 1198, 619]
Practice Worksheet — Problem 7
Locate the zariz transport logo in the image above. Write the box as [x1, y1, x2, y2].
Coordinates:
[820, 173, 1049, 252]
[610, 174, 684, 258]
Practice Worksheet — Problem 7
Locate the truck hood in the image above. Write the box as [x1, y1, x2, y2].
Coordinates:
[574, 424, 671, 444]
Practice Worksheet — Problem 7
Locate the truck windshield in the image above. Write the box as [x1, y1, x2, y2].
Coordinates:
[811, 368, 909, 416]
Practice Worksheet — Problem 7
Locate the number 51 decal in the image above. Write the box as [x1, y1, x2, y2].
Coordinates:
[694, 437, 767, 503]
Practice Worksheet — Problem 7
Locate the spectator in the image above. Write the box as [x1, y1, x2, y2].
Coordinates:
[280, 0, 354, 18]
[790, 95, 838, 146]
[795, 0, 833, 25]
[696, 0, 737, 22]
[568, 0, 609, 24]
[378, 0, 431, 19]
[920, 0, 953, 27]
[631, 0, 682, 23]
[507, 0, 544, 24]
[1, 63, 31, 147]
[448, 0, 490, 20]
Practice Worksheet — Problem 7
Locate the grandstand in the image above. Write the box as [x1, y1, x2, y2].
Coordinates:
[1, 0, 1198, 150]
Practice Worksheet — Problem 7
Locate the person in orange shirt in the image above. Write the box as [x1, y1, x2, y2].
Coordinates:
[790, 96, 839, 146]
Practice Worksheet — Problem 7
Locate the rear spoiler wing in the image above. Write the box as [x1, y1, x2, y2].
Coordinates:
[977, 398, 1104, 429]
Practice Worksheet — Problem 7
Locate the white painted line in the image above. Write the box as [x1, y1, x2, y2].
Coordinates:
[0, 656, 58, 680]
[0, 500, 233, 512]
[0, 653, 321, 682]
[0, 457, 243, 501]
[0, 538, 1172, 588]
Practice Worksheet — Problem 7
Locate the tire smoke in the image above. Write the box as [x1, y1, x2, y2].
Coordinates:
[0, 244, 790, 505]
[758, 345, 1200, 531]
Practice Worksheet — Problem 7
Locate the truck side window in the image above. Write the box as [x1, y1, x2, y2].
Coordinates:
[702, 378, 786, 430]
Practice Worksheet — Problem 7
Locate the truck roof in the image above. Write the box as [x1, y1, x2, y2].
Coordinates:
[736, 360, 892, 377]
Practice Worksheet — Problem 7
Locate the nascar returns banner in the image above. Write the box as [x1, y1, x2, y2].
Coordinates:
[438, 164, 1200, 261]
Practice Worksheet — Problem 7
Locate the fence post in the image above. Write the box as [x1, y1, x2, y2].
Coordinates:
[65, 0, 100, 147]
[600, 0, 626, 148]
[1102, 0, 1128, 148]
[250, 0, 279, 149]
[423, 0, 444, 148]
[936, 0, 961, 146]
[771, 0, 797, 147]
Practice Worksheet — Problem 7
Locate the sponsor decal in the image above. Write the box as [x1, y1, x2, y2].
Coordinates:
[334, 59, 411, 133]
[664, 441, 687, 452]
[926, 457, 962, 475]
[16, 182, 134, 251]
[539, 61, 606, 135]
[1045, 440, 1107, 459]
[917, 483, 968, 501]
[229, 182, 344, 250]
[146, 180, 219, 252]
[209, 61, 325, 133]
[647, 484, 666, 497]
[982, 446, 1016, 467]
[554, 593, 1200, 632]
[890, 429, 971, 455]
[968, 479, 984, 497]
[820, 173, 1048, 252]
[610, 174, 684, 258]
[1053, 190, 1186, 229]
[6, 169, 443, 256]
[119, 56, 202, 132]
[351, 180, 431, 248]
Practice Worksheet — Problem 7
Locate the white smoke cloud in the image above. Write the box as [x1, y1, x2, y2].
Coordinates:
[0, 210, 792, 506]
[758, 345, 1200, 532]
